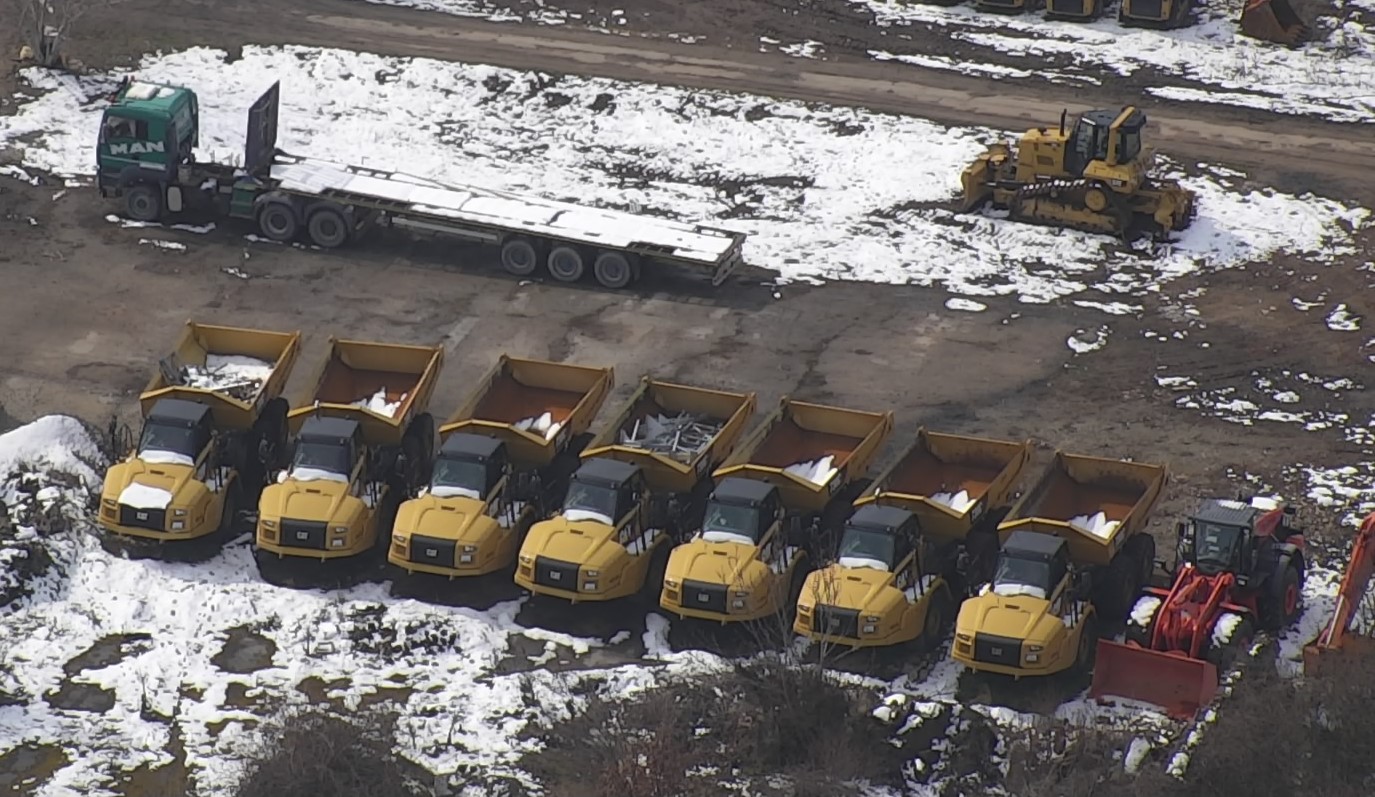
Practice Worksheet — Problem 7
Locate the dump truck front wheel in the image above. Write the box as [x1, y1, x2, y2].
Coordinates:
[918, 586, 954, 652]
[1075, 615, 1099, 671]
[124, 185, 162, 222]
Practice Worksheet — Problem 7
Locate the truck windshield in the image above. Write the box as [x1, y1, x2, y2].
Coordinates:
[430, 456, 488, 499]
[563, 481, 618, 524]
[1193, 522, 1242, 572]
[701, 501, 760, 544]
[293, 440, 353, 478]
[992, 556, 1051, 600]
[137, 421, 202, 463]
[837, 527, 896, 571]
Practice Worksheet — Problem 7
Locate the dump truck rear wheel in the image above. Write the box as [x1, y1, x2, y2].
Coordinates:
[500, 237, 541, 276]
[593, 251, 637, 289]
[124, 185, 162, 222]
[257, 202, 297, 242]
[306, 206, 350, 248]
[547, 245, 586, 282]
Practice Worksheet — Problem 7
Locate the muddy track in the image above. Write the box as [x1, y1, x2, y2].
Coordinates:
[85, 0, 1375, 204]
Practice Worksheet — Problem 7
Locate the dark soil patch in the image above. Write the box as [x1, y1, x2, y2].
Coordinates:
[211, 626, 278, 674]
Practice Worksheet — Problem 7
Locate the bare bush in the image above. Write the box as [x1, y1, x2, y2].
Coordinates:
[232, 705, 420, 797]
[3, 0, 127, 68]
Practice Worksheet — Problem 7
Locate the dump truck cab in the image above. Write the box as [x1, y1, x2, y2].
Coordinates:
[390, 433, 538, 576]
[661, 477, 805, 622]
[953, 531, 1096, 676]
[795, 504, 954, 648]
[516, 457, 670, 602]
[99, 321, 299, 544]
[259, 416, 377, 555]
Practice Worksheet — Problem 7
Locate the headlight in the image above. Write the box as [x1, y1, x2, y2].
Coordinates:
[460, 554, 474, 564]
[798, 603, 812, 612]
[102, 499, 116, 508]
[332, 525, 348, 534]
[1026, 653, 1040, 663]
[174, 508, 187, 517]
[734, 591, 748, 598]
[463, 545, 478, 553]
[331, 539, 345, 548]
[862, 623, 876, 634]
[664, 578, 678, 588]
[519, 555, 533, 565]
[393, 533, 408, 543]
[171, 521, 185, 531]
[1027, 645, 1043, 652]
[261, 519, 277, 530]
[956, 633, 972, 643]
[583, 581, 598, 592]
[732, 598, 746, 609]
[587, 569, 600, 577]
[865, 616, 880, 623]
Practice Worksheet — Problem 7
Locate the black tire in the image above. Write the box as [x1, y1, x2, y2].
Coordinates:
[500, 237, 541, 277]
[253, 398, 290, 473]
[1075, 614, 1099, 671]
[546, 245, 586, 282]
[306, 206, 350, 248]
[1131, 534, 1156, 588]
[1262, 565, 1302, 631]
[216, 479, 244, 541]
[401, 413, 436, 491]
[918, 585, 954, 652]
[257, 202, 297, 242]
[639, 540, 671, 609]
[592, 251, 637, 289]
[125, 185, 163, 222]
[1124, 594, 1158, 647]
[1204, 613, 1253, 672]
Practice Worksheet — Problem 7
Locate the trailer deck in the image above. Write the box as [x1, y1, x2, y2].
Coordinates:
[269, 155, 746, 270]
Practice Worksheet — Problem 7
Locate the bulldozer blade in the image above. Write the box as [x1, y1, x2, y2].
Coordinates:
[1089, 639, 1218, 719]
[1239, 0, 1310, 46]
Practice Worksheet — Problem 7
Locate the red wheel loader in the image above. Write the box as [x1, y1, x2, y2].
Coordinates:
[1089, 497, 1306, 718]
[1303, 512, 1375, 674]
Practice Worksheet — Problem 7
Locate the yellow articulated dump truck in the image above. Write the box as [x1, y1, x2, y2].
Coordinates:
[99, 321, 300, 545]
[795, 429, 1032, 650]
[255, 338, 443, 577]
[389, 356, 614, 578]
[516, 376, 756, 604]
[952, 452, 1167, 677]
[662, 397, 893, 624]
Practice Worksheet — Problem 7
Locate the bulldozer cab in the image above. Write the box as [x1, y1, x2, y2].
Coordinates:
[429, 433, 511, 502]
[139, 398, 214, 465]
[561, 458, 645, 528]
[1066, 107, 1145, 176]
[991, 531, 1071, 600]
[701, 478, 784, 547]
[837, 504, 918, 575]
[291, 416, 363, 483]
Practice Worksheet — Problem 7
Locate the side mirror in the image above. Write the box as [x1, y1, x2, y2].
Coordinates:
[1175, 521, 1187, 541]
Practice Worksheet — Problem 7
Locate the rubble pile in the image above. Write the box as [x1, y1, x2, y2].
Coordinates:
[179, 354, 274, 401]
[619, 412, 724, 464]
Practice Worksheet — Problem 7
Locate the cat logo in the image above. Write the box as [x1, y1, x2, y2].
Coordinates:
[549, 570, 562, 581]
[136, 511, 148, 521]
[296, 531, 309, 541]
[426, 548, 438, 558]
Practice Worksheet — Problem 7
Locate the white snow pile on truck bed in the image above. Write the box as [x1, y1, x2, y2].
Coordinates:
[181, 354, 274, 394]
[350, 387, 405, 417]
[0, 45, 1368, 304]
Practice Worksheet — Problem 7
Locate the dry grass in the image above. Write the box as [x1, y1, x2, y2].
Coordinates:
[232, 706, 422, 797]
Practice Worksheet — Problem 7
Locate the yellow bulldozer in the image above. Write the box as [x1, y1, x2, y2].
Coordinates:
[960, 106, 1196, 240]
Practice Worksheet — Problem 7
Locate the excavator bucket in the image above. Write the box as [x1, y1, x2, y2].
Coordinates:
[1090, 639, 1218, 719]
[1239, 0, 1310, 46]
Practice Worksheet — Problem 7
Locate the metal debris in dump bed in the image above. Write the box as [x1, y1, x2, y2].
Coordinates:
[618, 412, 725, 464]
[178, 354, 274, 402]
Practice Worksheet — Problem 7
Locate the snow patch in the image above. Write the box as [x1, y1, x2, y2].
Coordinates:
[784, 455, 836, 487]
[1069, 511, 1120, 539]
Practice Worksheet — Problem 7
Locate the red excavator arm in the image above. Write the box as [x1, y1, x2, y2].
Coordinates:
[1304, 513, 1375, 673]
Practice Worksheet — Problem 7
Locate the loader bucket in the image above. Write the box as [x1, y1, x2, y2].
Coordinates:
[1089, 639, 1218, 719]
[1239, 0, 1309, 46]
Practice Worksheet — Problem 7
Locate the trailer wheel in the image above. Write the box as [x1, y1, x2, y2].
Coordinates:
[593, 251, 638, 289]
[500, 238, 541, 276]
[257, 202, 298, 242]
[306, 206, 350, 249]
[124, 185, 162, 222]
[546, 245, 586, 282]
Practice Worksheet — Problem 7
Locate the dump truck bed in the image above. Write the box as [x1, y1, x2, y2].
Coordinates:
[139, 321, 301, 430]
[714, 398, 894, 514]
[998, 452, 1167, 567]
[581, 377, 757, 494]
[857, 429, 1033, 544]
[288, 338, 444, 445]
[440, 355, 614, 468]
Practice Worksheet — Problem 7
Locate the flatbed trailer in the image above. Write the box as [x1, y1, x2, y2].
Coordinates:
[96, 80, 748, 290]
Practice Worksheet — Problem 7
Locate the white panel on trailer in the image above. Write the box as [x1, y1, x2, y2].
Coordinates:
[269, 156, 742, 264]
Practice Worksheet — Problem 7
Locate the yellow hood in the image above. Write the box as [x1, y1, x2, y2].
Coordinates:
[104, 456, 198, 504]
[959, 590, 1053, 640]
[524, 516, 622, 568]
[802, 563, 898, 611]
[667, 538, 760, 588]
[395, 494, 498, 544]
[260, 477, 357, 524]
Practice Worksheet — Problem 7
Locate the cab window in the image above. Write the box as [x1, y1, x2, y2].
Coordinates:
[103, 115, 148, 141]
